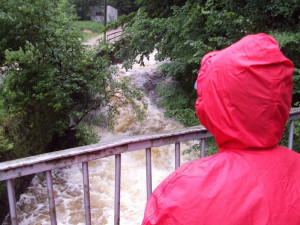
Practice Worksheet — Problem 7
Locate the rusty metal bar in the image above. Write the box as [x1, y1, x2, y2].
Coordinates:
[201, 138, 206, 158]
[114, 154, 121, 225]
[46, 170, 57, 225]
[82, 162, 91, 225]
[7, 179, 18, 225]
[146, 148, 152, 199]
[288, 120, 295, 149]
[175, 143, 180, 169]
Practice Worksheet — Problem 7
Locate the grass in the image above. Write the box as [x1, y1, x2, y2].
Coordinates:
[81, 32, 100, 42]
[73, 20, 104, 33]
[72, 20, 104, 42]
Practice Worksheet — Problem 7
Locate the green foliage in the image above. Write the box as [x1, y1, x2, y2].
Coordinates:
[156, 78, 198, 127]
[270, 31, 300, 72]
[293, 120, 300, 152]
[0, 0, 73, 63]
[135, 0, 187, 18]
[115, 0, 138, 15]
[0, 102, 14, 159]
[103, 12, 136, 32]
[0, 0, 146, 160]
[183, 137, 218, 157]
[75, 123, 99, 146]
[118, 0, 300, 128]
[292, 68, 300, 107]
[120, 1, 251, 71]
[280, 121, 300, 152]
[68, 0, 99, 20]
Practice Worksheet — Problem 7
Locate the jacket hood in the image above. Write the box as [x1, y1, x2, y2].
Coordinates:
[195, 33, 294, 149]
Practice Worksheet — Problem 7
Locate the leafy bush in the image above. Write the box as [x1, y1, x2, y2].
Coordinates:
[183, 137, 218, 157]
[0, 0, 146, 160]
[156, 78, 198, 127]
[0, 102, 14, 160]
[103, 12, 136, 32]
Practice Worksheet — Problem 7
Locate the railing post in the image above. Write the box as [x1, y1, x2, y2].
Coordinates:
[201, 138, 206, 158]
[288, 120, 295, 150]
[82, 162, 91, 225]
[104, 0, 107, 42]
[175, 143, 180, 169]
[146, 148, 152, 199]
[46, 170, 57, 225]
[114, 154, 121, 225]
[7, 179, 18, 225]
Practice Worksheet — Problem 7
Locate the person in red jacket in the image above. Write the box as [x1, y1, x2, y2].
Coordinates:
[141, 33, 300, 225]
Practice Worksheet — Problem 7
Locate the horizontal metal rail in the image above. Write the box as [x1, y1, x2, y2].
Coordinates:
[107, 30, 123, 42]
[1, 107, 299, 225]
[0, 125, 212, 225]
[0, 126, 212, 181]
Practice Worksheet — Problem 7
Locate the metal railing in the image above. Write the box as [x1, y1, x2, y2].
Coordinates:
[1, 107, 300, 225]
[106, 30, 123, 42]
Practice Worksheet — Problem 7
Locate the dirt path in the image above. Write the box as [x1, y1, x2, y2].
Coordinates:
[82, 27, 123, 46]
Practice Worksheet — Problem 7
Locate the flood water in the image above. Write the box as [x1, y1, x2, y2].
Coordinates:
[3, 54, 199, 225]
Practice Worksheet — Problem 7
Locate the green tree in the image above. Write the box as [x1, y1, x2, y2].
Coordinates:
[0, 1, 146, 222]
[118, 0, 300, 127]
[0, 0, 146, 160]
[135, 0, 186, 18]
[115, 0, 138, 15]
[69, 0, 102, 20]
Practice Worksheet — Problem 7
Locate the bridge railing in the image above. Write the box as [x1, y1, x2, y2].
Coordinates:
[1, 107, 300, 225]
[106, 30, 123, 42]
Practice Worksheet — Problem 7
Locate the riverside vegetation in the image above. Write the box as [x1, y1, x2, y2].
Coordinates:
[0, 0, 145, 221]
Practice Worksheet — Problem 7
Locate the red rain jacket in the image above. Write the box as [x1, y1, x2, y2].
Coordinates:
[141, 33, 300, 225]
